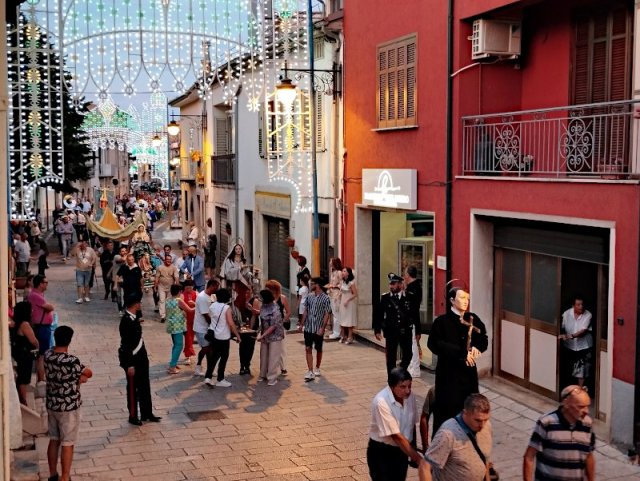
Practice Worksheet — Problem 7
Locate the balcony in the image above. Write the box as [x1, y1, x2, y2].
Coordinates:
[212, 154, 235, 184]
[462, 100, 640, 179]
[180, 157, 198, 181]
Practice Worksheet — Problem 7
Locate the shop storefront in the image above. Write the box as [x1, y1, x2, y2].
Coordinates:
[355, 169, 437, 366]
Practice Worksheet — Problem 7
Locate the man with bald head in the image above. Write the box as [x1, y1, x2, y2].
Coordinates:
[523, 385, 595, 481]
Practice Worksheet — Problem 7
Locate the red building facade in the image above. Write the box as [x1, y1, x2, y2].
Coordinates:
[344, 0, 640, 445]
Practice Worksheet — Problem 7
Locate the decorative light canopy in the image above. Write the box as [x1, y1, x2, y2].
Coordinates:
[59, 0, 266, 108]
[7, 0, 65, 220]
[81, 93, 170, 189]
[263, 0, 315, 213]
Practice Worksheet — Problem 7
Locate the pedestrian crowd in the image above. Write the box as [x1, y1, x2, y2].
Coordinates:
[7, 205, 601, 481]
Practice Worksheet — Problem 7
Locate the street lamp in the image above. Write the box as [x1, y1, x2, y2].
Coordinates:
[274, 59, 341, 276]
[151, 134, 162, 147]
[167, 120, 180, 137]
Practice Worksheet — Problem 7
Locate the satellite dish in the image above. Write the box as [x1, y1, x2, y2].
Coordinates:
[63, 195, 77, 210]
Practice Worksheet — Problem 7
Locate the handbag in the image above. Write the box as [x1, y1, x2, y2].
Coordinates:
[204, 307, 225, 343]
[455, 416, 499, 481]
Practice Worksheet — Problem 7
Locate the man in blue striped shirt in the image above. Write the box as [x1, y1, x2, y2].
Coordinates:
[298, 277, 332, 381]
[523, 385, 595, 481]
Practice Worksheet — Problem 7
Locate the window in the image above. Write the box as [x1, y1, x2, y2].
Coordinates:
[377, 34, 417, 129]
[572, 4, 632, 105]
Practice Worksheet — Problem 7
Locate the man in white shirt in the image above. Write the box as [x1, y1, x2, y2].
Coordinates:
[14, 233, 32, 277]
[367, 367, 424, 481]
[559, 296, 593, 387]
[193, 279, 219, 376]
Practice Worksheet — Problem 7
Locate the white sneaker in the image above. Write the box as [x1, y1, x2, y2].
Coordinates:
[194, 365, 204, 376]
[328, 333, 341, 340]
[204, 378, 215, 386]
[84, 297, 91, 302]
[267, 379, 278, 386]
[75, 298, 83, 304]
[183, 357, 191, 365]
[304, 370, 315, 381]
[216, 379, 231, 388]
[313, 368, 321, 377]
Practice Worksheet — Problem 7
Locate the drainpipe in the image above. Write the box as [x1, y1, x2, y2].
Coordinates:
[322, 27, 342, 257]
[445, 0, 455, 285]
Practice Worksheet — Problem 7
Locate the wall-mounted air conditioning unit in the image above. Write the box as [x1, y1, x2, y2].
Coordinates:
[471, 19, 521, 60]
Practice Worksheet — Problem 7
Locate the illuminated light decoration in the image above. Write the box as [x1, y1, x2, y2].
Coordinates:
[7, 0, 65, 220]
[262, 0, 314, 213]
[57, 0, 266, 109]
[81, 92, 170, 189]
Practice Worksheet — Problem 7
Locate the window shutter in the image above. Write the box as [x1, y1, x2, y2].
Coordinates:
[377, 50, 387, 124]
[215, 117, 229, 155]
[406, 40, 417, 125]
[572, 5, 631, 105]
[316, 92, 324, 150]
[377, 34, 417, 128]
[258, 105, 265, 157]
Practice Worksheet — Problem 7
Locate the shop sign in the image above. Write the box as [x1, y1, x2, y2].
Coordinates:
[362, 169, 417, 210]
[256, 191, 291, 218]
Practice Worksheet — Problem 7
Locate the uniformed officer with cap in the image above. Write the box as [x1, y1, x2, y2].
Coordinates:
[374, 273, 420, 375]
[118, 294, 161, 425]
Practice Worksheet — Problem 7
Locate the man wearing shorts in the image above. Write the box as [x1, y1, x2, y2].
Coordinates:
[45, 326, 92, 481]
[27, 275, 55, 384]
[71, 240, 97, 304]
[193, 279, 219, 376]
[299, 277, 332, 381]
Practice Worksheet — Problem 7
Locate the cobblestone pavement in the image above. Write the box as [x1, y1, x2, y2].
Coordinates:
[37, 243, 640, 480]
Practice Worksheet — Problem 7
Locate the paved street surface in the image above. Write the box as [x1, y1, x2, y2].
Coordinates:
[36, 232, 640, 480]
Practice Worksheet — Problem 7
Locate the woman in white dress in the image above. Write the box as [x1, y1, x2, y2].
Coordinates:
[339, 267, 358, 344]
[327, 257, 343, 340]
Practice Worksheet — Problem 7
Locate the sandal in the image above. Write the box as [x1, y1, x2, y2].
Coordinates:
[167, 368, 179, 375]
[346, 338, 354, 344]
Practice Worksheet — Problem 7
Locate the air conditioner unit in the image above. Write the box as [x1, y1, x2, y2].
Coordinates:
[471, 19, 521, 60]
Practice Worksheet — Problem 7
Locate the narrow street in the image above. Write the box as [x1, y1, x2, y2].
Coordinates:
[31, 227, 640, 481]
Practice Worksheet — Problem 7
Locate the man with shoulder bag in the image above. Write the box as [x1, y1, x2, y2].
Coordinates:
[419, 393, 496, 481]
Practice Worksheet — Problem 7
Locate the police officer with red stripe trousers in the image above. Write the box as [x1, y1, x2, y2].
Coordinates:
[118, 294, 161, 425]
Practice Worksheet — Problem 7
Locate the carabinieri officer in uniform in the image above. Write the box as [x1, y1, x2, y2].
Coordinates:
[119, 294, 161, 426]
[374, 273, 421, 376]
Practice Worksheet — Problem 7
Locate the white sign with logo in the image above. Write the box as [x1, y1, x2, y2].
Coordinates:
[362, 169, 417, 210]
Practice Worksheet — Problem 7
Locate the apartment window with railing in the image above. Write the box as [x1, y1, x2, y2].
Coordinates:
[377, 34, 417, 129]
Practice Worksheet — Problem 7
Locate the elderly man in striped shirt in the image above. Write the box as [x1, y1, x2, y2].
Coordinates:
[298, 276, 332, 381]
[523, 385, 595, 481]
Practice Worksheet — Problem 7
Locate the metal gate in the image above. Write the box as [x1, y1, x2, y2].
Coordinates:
[266, 216, 290, 289]
[217, 207, 228, 270]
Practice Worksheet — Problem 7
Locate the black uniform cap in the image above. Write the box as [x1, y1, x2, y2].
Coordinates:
[388, 273, 402, 283]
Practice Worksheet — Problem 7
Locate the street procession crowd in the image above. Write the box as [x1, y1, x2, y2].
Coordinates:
[8, 195, 600, 481]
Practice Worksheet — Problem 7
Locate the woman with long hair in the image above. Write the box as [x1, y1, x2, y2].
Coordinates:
[265, 279, 290, 375]
[222, 243, 251, 318]
[10, 301, 39, 404]
[327, 257, 343, 340]
[256, 289, 284, 385]
[339, 267, 358, 344]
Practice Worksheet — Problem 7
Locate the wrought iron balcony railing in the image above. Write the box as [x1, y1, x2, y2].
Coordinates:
[462, 100, 640, 179]
[212, 154, 235, 184]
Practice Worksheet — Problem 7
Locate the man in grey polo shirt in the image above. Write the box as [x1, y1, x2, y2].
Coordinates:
[420, 393, 493, 481]
[193, 279, 218, 376]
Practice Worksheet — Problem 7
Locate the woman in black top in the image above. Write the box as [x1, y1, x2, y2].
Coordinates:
[10, 301, 39, 404]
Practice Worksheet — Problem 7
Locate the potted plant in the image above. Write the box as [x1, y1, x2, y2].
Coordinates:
[286, 237, 295, 248]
